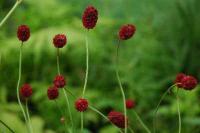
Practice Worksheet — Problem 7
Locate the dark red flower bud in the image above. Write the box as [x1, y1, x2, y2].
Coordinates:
[17, 25, 30, 42]
[82, 5, 98, 29]
[20, 84, 33, 98]
[175, 73, 186, 88]
[181, 75, 198, 90]
[53, 75, 66, 88]
[75, 98, 88, 112]
[53, 34, 67, 48]
[108, 111, 128, 128]
[119, 24, 136, 40]
[47, 86, 59, 100]
[126, 99, 135, 109]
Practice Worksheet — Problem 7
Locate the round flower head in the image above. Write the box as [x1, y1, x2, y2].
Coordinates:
[119, 24, 136, 40]
[126, 99, 135, 109]
[82, 5, 98, 29]
[53, 75, 66, 88]
[17, 25, 30, 42]
[175, 73, 186, 88]
[47, 86, 59, 100]
[53, 34, 67, 48]
[181, 75, 198, 90]
[20, 84, 33, 98]
[75, 98, 88, 112]
[108, 111, 128, 128]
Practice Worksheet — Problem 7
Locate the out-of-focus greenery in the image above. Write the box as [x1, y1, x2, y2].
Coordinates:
[0, 0, 200, 132]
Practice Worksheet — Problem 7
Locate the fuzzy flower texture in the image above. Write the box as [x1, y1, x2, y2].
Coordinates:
[82, 5, 98, 29]
[75, 98, 88, 112]
[53, 75, 66, 88]
[17, 25, 30, 42]
[119, 24, 136, 40]
[53, 34, 67, 48]
[20, 84, 33, 98]
[175, 73, 198, 90]
[47, 86, 59, 100]
[108, 111, 128, 129]
[126, 99, 135, 109]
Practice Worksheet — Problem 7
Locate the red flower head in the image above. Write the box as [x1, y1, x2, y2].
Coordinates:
[47, 86, 59, 100]
[75, 98, 88, 112]
[53, 75, 66, 88]
[17, 25, 30, 42]
[119, 24, 136, 40]
[126, 99, 136, 109]
[53, 34, 67, 48]
[20, 84, 33, 98]
[175, 73, 186, 88]
[82, 5, 98, 29]
[181, 75, 198, 90]
[108, 111, 128, 128]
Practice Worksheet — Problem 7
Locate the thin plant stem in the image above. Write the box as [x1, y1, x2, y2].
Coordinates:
[88, 106, 123, 133]
[133, 110, 151, 133]
[25, 99, 33, 133]
[0, 120, 15, 133]
[56, 48, 74, 133]
[129, 127, 135, 133]
[63, 89, 74, 132]
[176, 89, 181, 133]
[16, 43, 29, 131]
[56, 48, 61, 75]
[0, 0, 22, 28]
[115, 40, 127, 133]
[153, 84, 177, 133]
[54, 100, 68, 133]
[81, 30, 89, 133]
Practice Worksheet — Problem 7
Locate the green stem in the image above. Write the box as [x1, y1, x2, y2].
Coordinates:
[25, 100, 33, 133]
[16, 44, 29, 131]
[176, 89, 181, 133]
[56, 48, 61, 75]
[0, 120, 15, 133]
[81, 112, 84, 133]
[129, 127, 135, 133]
[0, 0, 22, 28]
[133, 111, 151, 133]
[115, 40, 127, 133]
[153, 84, 177, 133]
[63, 89, 74, 132]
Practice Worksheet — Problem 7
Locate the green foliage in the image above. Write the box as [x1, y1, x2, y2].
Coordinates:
[0, 0, 200, 132]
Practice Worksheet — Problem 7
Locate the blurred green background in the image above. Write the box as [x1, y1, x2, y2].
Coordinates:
[0, 0, 200, 132]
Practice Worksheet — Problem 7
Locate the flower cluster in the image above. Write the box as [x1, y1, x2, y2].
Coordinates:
[108, 111, 128, 128]
[20, 84, 33, 98]
[47, 86, 59, 100]
[175, 73, 198, 90]
[17, 25, 30, 42]
[75, 98, 88, 112]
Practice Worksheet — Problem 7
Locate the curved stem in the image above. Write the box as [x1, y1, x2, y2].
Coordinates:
[115, 40, 127, 133]
[153, 84, 177, 133]
[25, 100, 33, 133]
[16, 43, 29, 130]
[176, 89, 181, 133]
[0, 0, 22, 28]
[63, 89, 74, 132]
[133, 111, 151, 133]
[0, 120, 15, 133]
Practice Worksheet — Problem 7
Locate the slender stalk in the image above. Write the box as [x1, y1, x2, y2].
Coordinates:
[176, 89, 181, 133]
[56, 48, 61, 75]
[81, 31, 89, 133]
[25, 100, 33, 133]
[56, 49, 73, 132]
[153, 84, 177, 133]
[133, 111, 151, 133]
[0, 0, 22, 28]
[63, 89, 74, 131]
[0, 120, 15, 133]
[115, 40, 127, 133]
[16, 43, 29, 130]
[129, 127, 135, 133]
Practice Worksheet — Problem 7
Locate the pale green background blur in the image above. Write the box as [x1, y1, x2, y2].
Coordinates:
[0, 0, 200, 132]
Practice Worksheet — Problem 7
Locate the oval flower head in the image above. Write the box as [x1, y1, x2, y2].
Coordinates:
[75, 98, 88, 112]
[82, 5, 98, 29]
[108, 111, 128, 128]
[53, 34, 67, 48]
[175, 73, 186, 88]
[118, 24, 136, 40]
[17, 25, 30, 42]
[47, 86, 59, 100]
[53, 75, 66, 88]
[20, 84, 33, 98]
[126, 99, 136, 109]
[181, 75, 198, 90]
